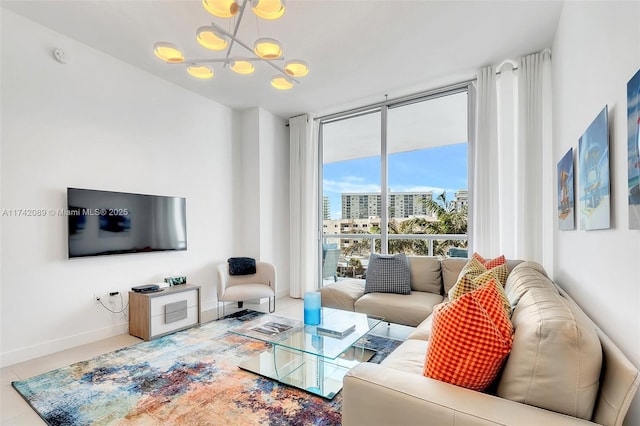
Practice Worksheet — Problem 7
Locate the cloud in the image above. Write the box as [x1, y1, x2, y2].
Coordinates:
[324, 179, 465, 196]
[323, 177, 381, 194]
[390, 184, 447, 194]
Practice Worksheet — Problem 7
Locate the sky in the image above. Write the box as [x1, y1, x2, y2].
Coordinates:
[323, 143, 468, 219]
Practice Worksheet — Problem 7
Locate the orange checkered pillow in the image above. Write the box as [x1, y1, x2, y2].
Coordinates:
[473, 252, 506, 270]
[424, 279, 513, 391]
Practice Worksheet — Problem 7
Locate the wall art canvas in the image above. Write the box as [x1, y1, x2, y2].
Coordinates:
[557, 147, 575, 230]
[578, 106, 610, 230]
[627, 69, 640, 229]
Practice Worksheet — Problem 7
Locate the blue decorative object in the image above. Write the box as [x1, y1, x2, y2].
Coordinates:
[304, 292, 321, 325]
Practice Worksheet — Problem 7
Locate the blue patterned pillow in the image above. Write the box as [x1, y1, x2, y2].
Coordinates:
[364, 253, 411, 295]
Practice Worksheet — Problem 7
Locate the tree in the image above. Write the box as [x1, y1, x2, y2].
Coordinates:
[419, 191, 468, 256]
[350, 191, 468, 257]
[348, 257, 363, 277]
[387, 218, 431, 255]
[341, 230, 371, 256]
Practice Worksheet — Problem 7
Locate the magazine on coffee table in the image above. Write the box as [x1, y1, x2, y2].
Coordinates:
[251, 321, 293, 336]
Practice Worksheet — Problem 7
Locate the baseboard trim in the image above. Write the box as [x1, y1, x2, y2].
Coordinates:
[0, 322, 128, 368]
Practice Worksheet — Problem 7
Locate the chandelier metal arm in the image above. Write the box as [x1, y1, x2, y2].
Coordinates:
[208, 15, 301, 84]
[178, 57, 285, 64]
[211, 21, 300, 84]
[223, 0, 249, 67]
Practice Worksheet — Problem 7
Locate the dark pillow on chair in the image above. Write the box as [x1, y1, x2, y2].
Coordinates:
[228, 257, 256, 275]
[364, 253, 411, 294]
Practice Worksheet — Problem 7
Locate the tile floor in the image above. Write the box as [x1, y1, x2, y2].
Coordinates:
[0, 296, 410, 424]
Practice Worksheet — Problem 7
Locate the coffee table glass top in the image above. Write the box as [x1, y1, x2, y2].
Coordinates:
[230, 308, 384, 399]
[231, 307, 383, 360]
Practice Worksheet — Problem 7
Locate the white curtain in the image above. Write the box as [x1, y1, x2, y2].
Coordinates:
[289, 115, 319, 297]
[472, 51, 552, 263]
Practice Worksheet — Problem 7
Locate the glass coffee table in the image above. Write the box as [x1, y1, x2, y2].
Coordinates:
[230, 307, 383, 399]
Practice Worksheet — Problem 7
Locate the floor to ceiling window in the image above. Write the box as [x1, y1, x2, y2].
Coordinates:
[320, 84, 470, 284]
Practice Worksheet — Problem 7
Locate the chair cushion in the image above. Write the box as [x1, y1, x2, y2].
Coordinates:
[220, 283, 274, 301]
[364, 253, 411, 295]
[423, 281, 513, 391]
[497, 288, 602, 420]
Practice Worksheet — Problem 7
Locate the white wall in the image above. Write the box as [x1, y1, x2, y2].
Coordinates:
[551, 2, 640, 424]
[0, 10, 236, 366]
[257, 108, 290, 298]
[234, 108, 290, 298]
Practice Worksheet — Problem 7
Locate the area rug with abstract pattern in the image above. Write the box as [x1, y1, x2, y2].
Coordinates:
[12, 310, 403, 425]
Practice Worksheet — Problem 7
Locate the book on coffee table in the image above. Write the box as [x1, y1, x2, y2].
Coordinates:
[251, 321, 293, 336]
[316, 323, 356, 339]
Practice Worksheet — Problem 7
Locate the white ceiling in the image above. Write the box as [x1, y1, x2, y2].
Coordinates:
[1, 0, 563, 119]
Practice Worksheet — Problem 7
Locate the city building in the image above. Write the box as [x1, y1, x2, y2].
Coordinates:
[342, 192, 435, 219]
[323, 196, 330, 220]
[451, 190, 468, 212]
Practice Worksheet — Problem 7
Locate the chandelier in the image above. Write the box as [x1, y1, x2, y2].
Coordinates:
[153, 0, 309, 90]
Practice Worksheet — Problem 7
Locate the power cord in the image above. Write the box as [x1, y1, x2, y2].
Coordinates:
[97, 292, 129, 314]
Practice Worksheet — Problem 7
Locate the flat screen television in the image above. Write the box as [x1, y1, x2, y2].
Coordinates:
[67, 188, 187, 258]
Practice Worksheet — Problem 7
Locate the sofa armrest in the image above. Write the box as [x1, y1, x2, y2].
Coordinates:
[343, 363, 596, 426]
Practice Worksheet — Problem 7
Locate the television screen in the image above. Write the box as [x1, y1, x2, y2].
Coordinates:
[67, 188, 187, 258]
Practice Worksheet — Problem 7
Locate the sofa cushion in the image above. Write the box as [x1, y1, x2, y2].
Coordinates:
[408, 256, 442, 294]
[423, 281, 513, 391]
[381, 339, 430, 375]
[407, 310, 437, 341]
[449, 265, 511, 318]
[497, 288, 602, 420]
[441, 258, 469, 294]
[355, 291, 444, 327]
[364, 253, 411, 295]
[503, 261, 558, 309]
[317, 279, 364, 311]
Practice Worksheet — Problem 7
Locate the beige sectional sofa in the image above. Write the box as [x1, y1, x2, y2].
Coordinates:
[321, 257, 639, 426]
[319, 256, 521, 327]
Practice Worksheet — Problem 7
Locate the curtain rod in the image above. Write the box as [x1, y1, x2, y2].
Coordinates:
[314, 79, 474, 124]
[287, 49, 550, 126]
[285, 113, 308, 127]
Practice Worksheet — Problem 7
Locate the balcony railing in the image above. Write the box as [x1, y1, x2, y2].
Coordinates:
[322, 233, 468, 257]
[321, 233, 468, 283]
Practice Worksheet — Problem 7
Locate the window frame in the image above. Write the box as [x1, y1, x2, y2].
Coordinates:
[317, 81, 474, 283]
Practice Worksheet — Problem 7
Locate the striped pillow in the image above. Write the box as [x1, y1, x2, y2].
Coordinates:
[424, 280, 513, 391]
[364, 253, 411, 295]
